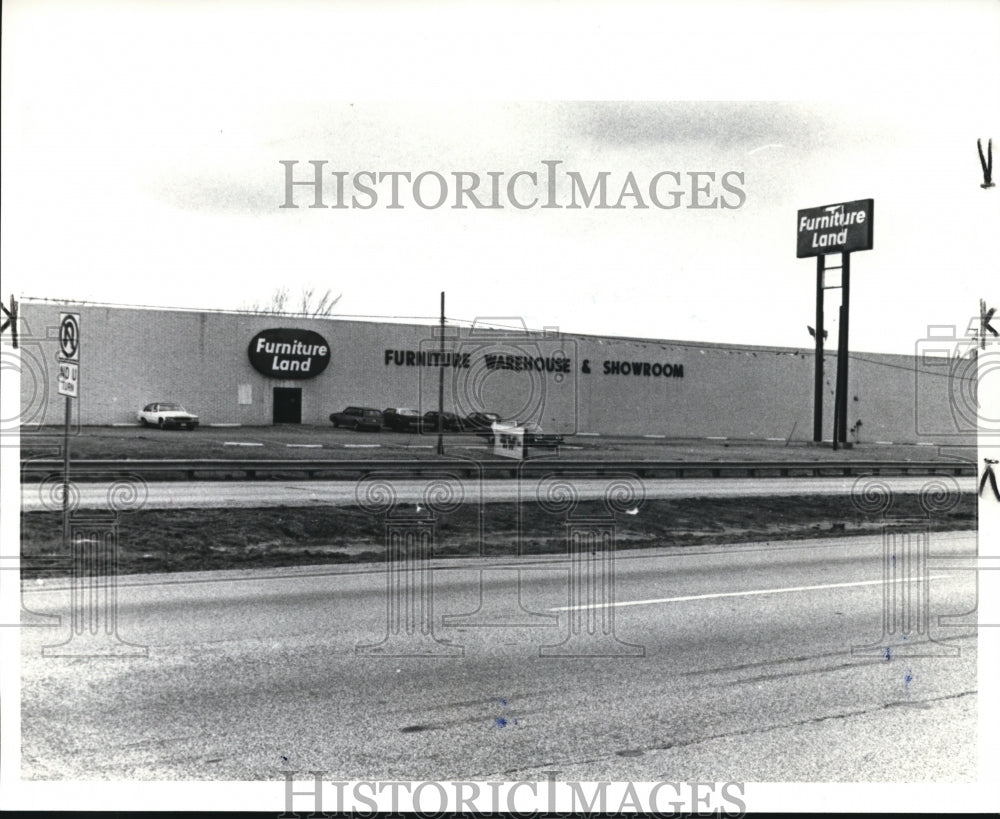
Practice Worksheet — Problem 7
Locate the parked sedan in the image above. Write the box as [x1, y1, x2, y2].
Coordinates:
[461, 411, 502, 432]
[329, 406, 383, 431]
[523, 423, 563, 448]
[481, 421, 563, 448]
[138, 402, 199, 430]
[422, 410, 462, 432]
[382, 407, 421, 432]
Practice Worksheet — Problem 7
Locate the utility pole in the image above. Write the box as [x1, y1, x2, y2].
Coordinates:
[437, 291, 445, 456]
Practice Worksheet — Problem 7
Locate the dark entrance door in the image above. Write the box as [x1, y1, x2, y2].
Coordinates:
[273, 387, 302, 424]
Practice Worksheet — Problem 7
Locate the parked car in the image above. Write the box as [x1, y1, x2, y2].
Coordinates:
[329, 406, 383, 431]
[462, 411, 502, 432]
[138, 402, 199, 430]
[422, 410, 462, 432]
[382, 407, 421, 432]
[481, 420, 563, 448]
[523, 423, 563, 448]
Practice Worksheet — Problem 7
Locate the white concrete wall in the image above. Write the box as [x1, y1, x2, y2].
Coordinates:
[17, 302, 974, 444]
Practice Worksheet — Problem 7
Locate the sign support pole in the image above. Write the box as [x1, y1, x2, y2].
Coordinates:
[62, 394, 71, 550]
[813, 257, 825, 443]
[437, 291, 445, 456]
[832, 252, 851, 450]
[832, 304, 843, 450]
[839, 251, 851, 446]
[56, 311, 80, 544]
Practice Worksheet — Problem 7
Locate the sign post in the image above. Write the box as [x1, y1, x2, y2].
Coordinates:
[437, 292, 445, 456]
[797, 199, 873, 449]
[58, 313, 80, 549]
[813, 259, 825, 443]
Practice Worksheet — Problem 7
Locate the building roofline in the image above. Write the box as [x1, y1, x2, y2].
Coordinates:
[17, 295, 920, 361]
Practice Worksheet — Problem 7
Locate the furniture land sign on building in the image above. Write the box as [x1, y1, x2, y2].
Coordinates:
[247, 328, 331, 378]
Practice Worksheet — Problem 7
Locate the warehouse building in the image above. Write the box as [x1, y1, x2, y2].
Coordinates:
[16, 299, 975, 445]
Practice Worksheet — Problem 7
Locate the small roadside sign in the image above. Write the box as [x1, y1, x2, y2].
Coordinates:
[57, 361, 79, 398]
[59, 313, 80, 362]
[492, 423, 525, 460]
[58, 312, 80, 399]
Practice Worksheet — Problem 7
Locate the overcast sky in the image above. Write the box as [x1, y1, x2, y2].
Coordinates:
[2, 1, 998, 357]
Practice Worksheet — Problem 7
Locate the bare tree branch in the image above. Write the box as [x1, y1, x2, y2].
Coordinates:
[243, 286, 341, 316]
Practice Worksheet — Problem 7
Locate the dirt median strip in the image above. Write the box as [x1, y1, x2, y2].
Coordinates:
[20, 494, 976, 579]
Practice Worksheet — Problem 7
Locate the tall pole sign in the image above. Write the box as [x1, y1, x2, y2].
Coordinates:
[797, 199, 873, 449]
[58, 312, 80, 550]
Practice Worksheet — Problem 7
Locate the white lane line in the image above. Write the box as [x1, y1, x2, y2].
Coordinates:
[223, 442, 263, 447]
[577, 432, 600, 436]
[875, 441, 894, 445]
[550, 574, 955, 611]
[286, 443, 323, 448]
[344, 444, 381, 448]
[706, 436, 728, 440]
[643, 434, 666, 439]
[766, 437, 785, 442]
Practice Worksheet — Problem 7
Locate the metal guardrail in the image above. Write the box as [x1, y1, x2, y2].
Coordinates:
[19, 458, 976, 482]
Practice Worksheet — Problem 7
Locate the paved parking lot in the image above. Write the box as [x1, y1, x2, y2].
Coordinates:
[18, 424, 976, 464]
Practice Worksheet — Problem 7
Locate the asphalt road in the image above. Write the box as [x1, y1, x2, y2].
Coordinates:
[22, 474, 977, 511]
[19, 532, 978, 782]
